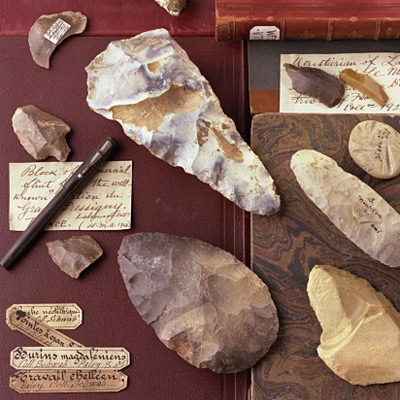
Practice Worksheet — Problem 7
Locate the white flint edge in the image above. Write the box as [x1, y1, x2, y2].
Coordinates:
[291, 149, 400, 268]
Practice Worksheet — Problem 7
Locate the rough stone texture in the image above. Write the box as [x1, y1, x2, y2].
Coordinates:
[46, 235, 103, 279]
[86, 29, 280, 216]
[284, 64, 344, 108]
[12, 105, 71, 161]
[28, 11, 87, 69]
[340, 69, 388, 107]
[153, 0, 186, 16]
[291, 149, 400, 268]
[118, 232, 279, 373]
[349, 120, 400, 179]
[308, 264, 400, 386]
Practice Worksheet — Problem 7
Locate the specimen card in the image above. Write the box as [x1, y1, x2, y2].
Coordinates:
[10, 370, 128, 393]
[11, 347, 130, 370]
[6, 310, 83, 347]
[6, 304, 82, 330]
[9, 161, 132, 231]
[280, 52, 400, 113]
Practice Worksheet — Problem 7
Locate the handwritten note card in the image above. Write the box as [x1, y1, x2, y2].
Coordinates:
[280, 53, 400, 113]
[9, 161, 132, 231]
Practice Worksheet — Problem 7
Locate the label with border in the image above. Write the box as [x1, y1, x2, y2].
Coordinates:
[6, 310, 83, 347]
[7, 304, 82, 330]
[11, 347, 130, 370]
[44, 18, 71, 44]
[10, 369, 128, 393]
[249, 26, 280, 40]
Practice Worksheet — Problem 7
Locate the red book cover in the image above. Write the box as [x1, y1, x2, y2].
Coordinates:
[0, 35, 250, 400]
[216, 1, 400, 41]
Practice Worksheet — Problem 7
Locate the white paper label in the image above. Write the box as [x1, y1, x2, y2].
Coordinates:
[249, 26, 280, 41]
[44, 19, 71, 44]
[9, 161, 132, 231]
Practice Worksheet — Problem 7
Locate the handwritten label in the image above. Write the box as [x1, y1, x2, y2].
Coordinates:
[280, 52, 400, 113]
[10, 369, 128, 393]
[9, 161, 132, 231]
[44, 19, 71, 44]
[11, 347, 130, 370]
[6, 310, 83, 347]
[250, 26, 280, 40]
[7, 304, 82, 330]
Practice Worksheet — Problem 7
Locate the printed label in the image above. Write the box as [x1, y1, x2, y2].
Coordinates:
[249, 26, 280, 41]
[44, 19, 71, 44]
[6, 310, 83, 347]
[7, 304, 82, 330]
[10, 369, 128, 393]
[11, 347, 130, 370]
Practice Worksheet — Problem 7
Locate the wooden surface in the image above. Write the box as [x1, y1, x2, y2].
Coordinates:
[251, 113, 400, 400]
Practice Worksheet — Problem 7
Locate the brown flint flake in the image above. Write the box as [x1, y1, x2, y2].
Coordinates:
[12, 105, 71, 161]
[284, 63, 345, 108]
[339, 68, 388, 107]
[153, 0, 186, 16]
[118, 232, 279, 373]
[28, 11, 87, 69]
[46, 236, 103, 279]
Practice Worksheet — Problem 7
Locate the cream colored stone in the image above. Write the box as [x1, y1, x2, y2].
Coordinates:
[86, 29, 280, 216]
[308, 264, 400, 386]
[291, 149, 400, 267]
[153, 0, 186, 16]
[349, 120, 400, 179]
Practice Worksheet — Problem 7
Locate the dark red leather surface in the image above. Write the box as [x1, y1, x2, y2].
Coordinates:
[0, 36, 249, 400]
[0, 0, 214, 37]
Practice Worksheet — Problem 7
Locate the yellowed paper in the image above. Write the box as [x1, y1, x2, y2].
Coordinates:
[11, 347, 130, 370]
[6, 310, 83, 347]
[7, 304, 82, 330]
[280, 52, 400, 113]
[9, 161, 132, 231]
[10, 369, 128, 393]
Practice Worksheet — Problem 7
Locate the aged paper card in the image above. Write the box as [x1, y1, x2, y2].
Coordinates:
[10, 370, 128, 393]
[280, 53, 400, 113]
[7, 304, 82, 330]
[11, 347, 130, 370]
[6, 310, 83, 347]
[9, 161, 132, 231]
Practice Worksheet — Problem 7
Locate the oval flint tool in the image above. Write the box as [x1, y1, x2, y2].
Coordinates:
[1, 136, 118, 269]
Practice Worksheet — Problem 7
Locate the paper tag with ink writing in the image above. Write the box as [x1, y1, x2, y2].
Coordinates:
[10, 369, 128, 393]
[10, 347, 130, 370]
[249, 26, 280, 40]
[7, 304, 82, 330]
[44, 19, 71, 44]
[6, 310, 83, 347]
[9, 160, 132, 231]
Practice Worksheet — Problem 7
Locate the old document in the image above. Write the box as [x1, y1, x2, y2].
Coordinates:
[9, 161, 132, 231]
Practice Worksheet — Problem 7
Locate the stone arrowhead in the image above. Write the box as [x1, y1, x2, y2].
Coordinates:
[118, 232, 279, 373]
[12, 105, 71, 161]
[86, 29, 280, 216]
[28, 11, 87, 69]
[46, 235, 103, 279]
[153, 0, 186, 16]
[308, 265, 400, 385]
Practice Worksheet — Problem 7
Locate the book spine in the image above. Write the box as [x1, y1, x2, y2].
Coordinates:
[216, 18, 400, 41]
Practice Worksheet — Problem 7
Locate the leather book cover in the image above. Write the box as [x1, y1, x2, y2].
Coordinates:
[216, 1, 400, 41]
[0, 36, 250, 400]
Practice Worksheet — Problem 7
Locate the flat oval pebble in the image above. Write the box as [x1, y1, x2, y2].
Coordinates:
[349, 120, 400, 179]
[118, 232, 279, 373]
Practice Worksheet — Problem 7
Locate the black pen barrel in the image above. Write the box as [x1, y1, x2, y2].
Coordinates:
[0, 136, 117, 269]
